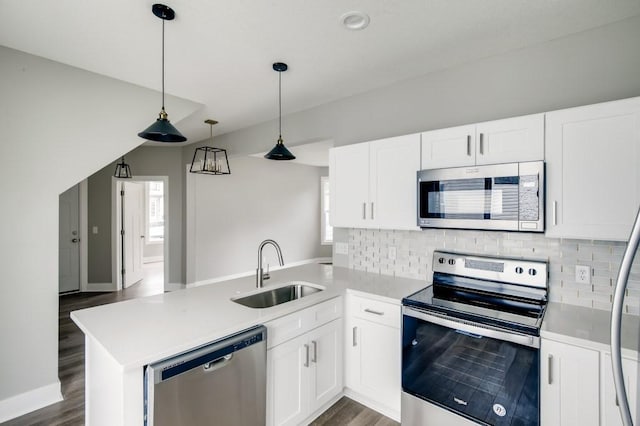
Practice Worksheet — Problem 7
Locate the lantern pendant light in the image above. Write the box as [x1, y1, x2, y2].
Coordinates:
[114, 156, 133, 179]
[138, 4, 187, 143]
[189, 120, 231, 175]
[265, 62, 295, 160]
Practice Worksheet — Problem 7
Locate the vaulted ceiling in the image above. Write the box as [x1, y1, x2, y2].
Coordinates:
[2, 0, 640, 144]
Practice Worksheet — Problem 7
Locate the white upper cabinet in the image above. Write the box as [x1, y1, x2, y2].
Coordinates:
[475, 114, 544, 165]
[421, 124, 476, 169]
[330, 133, 421, 230]
[421, 114, 544, 169]
[545, 97, 640, 240]
[369, 134, 421, 230]
[330, 143, 369, 229]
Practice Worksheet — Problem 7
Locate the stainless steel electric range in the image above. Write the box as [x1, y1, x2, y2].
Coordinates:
[401, 251, 548, 426]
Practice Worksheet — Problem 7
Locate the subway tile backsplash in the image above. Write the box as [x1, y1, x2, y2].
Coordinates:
[344, 228, 640, 315]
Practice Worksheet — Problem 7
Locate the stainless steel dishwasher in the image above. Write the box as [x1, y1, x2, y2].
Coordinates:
[144, 325, 267, 426]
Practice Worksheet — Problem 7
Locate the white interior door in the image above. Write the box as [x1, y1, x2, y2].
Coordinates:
[59, 184, 80, 293]
[123, 181, 144, 287]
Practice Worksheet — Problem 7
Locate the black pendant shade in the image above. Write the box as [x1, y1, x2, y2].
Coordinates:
[265, 62, 295, 160]
[138, 4, 186, 143]
[138, 109, 186, 142]
[114, 156, 133, 179]
[265, 137, 296, 160]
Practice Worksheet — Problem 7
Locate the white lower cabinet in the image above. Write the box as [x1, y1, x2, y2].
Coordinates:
[541, 338, 640, 426]
[344, 294, 401, 421]
[541, 338, 600, 426]
[266, 298, 343, 426]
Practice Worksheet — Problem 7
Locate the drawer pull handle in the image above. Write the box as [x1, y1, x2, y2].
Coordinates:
[548, 354, 553, 385]
[364, 308, 384, 316]
[352, 326, 358, 347]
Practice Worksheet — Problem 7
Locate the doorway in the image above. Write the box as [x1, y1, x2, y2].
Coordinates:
[113, 176, 169, 292]
[59, 182, 88, 294]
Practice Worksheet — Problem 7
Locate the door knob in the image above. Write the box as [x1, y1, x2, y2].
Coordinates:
[71, 238, 80, 243]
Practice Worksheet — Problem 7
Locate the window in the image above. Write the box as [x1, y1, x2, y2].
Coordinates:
[321, 176, 333, 244]
[146, 181, 164, 243]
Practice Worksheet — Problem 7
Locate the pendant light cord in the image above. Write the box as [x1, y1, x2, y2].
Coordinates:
[161, 19, 165, 111]
[278, 71, 282, 142]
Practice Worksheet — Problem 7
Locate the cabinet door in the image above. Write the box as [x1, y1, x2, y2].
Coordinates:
[329, 143, 370, 228]
[351, 317, 401, 414]
[602, 353, 638, 426]
[541, 339, 600, 426]
[545, 97, 640, 240]
[267, 334, 309, 426]
[421, 124, 476, 169]
[308, 320, 343, 412]
[475, 113, 544, 165]
[369, 134, 421, 230]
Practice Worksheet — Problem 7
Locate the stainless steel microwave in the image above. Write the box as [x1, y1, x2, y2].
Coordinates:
[417, 161, 544, 232]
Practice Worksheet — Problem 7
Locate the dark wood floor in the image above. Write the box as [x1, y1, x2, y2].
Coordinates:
[311, 397, 399, 426]
[3, 265, 396, 426]
[2, 273, 163, 426]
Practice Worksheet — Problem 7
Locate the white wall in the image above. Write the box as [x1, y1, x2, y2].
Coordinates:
[0, 45, 200, 419]
[186, 156, 327, 284]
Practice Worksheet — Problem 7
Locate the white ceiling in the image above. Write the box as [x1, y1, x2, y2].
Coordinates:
[2, 0, 640, 145]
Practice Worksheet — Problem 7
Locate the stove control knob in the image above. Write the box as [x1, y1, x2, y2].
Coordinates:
[515, 267, 524, 274]
[448, 259, 456, 265]
[438, 257, 445, 264]
[528, 268, 537, 276]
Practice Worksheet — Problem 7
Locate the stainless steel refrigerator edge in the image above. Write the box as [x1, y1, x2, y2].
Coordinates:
[611, 209, 640, 426]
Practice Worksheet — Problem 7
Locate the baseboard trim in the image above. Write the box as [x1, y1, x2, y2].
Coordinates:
[83, 282, 117, 292]
[0, 381, 63, 423]
[186, 258, 333, 289]
[343, 388, 400, 422]
[166, 282, 185, 292]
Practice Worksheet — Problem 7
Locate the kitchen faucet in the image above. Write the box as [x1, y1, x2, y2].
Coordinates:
[256, 239, 284, 288]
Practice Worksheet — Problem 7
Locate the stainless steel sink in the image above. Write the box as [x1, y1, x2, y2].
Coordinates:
[232, 282, 324, 309]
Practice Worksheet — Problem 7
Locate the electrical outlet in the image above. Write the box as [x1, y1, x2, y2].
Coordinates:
[388, 246, 397, 261]
[575, 265, 591, 284]
[334, 242, 348, 255]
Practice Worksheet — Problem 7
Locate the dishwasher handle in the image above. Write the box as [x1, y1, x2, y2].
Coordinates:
[203, 354, 233, 372]
[147, 325, 266, 384]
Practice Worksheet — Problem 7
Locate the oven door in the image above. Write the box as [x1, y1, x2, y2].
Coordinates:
[402, 306, 540, 426]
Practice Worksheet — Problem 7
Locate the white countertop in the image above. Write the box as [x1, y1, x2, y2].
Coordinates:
[541, 302, 640, 358]
[71, 264, 426, 370]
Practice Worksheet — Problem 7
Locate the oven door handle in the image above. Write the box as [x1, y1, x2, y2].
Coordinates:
[403, 306, 539, 349]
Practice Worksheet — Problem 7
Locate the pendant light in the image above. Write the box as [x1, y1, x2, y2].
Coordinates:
[265, 62, 295, 160]
[190, 120, 231, 175]
[138, 4, 187, 143]
[114, 156, 133, 179]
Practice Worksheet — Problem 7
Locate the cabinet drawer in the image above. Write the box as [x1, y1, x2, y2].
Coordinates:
[349, 295, 400, 329]
[266, 297, 343, 349]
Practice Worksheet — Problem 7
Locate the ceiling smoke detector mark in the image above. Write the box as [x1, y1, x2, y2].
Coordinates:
[340, 11, 370, 30]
